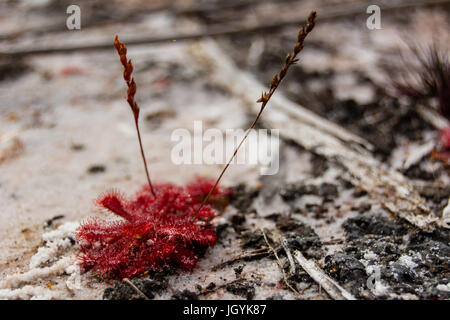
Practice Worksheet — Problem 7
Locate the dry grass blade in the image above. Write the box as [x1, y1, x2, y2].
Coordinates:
[193, 11, 317, 217]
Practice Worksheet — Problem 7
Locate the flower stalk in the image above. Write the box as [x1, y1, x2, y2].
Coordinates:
[193, 11, 317, 218]
[114, 35, 156, 197]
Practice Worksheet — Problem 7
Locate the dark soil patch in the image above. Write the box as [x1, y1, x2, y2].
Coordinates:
[172, 289, 199, 300]
[103, 272, 169, 300]
[279, 182, 338, 202]
[226, 281, 256, 300]
[229, 183, 260, 213]
[324, 213, 450, 299]
[0, 56, 30, 82]
[87, 164, 106, 174]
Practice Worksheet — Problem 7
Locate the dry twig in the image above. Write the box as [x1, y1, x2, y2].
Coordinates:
[212, 248, 272, 271]
[293, 250, 356, 300]
[416, 104, 450, 130]
[122, 278, 150, 300]
[280, 237, 296, 275]
[262, 229, 300, 295]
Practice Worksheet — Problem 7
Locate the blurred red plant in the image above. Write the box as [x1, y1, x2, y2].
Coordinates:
[431, 127, 450, 165]
[440, 127, 450, 149]
[392, 44, 450, 163]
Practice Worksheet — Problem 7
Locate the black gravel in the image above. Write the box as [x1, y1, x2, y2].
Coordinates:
[323, 213, 450, 299]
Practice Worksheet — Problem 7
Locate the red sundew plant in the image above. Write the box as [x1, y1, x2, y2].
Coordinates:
[77, 11, 317, 279]
[77, 180, 229, 279]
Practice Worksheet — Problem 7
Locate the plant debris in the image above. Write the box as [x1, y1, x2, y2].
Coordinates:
[87, 165, 106, 174]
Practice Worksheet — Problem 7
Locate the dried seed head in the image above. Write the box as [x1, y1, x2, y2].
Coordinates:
[270, 75, 280, 88]
[256, 91, 270, 103]
[294, 42, 303, 54]
[128, 78, 136, 98]
[285, 52, 292, 64]
[124, 60, 133, 82]
[298, 26, 305, 38]
[306, 11, 317, 32]
[114, 35, 127, 56]
[114, 35, 155, 197]
[279, 66, 287, 79]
